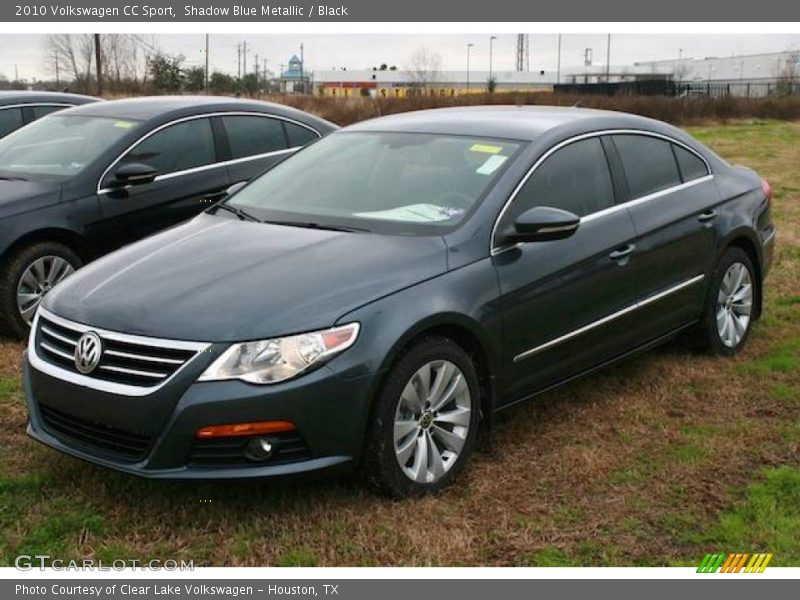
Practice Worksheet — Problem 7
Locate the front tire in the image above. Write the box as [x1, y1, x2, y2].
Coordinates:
[696, 247, 757, 356]
[0, 241, 82, 339]
[364, 336, 481, 497]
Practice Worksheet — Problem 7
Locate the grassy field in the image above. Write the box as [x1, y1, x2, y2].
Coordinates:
[0, 119, 798, 567]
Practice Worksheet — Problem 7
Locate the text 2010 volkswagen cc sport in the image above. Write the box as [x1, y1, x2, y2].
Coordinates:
[23, 106, 775, 497]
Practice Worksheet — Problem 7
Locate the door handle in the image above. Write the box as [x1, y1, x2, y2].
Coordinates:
[698, 209, 718, 222]
[609, 244, 636, 261]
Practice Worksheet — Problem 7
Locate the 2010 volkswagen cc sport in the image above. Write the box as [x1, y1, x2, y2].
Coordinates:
[23, 106, 775, 497]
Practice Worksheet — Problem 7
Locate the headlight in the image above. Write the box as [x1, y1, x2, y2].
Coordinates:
[198, 323, 359, 384]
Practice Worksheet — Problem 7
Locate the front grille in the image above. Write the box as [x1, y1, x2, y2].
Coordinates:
[188, 432, 311, 467]
[35, 311, 205, 390]
[39, 404, 153, 461]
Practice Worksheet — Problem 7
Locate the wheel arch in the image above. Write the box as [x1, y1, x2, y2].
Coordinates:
[375, 313, 500, 427]
[0, 228, 92, 265]
[717, 230, 763, 319]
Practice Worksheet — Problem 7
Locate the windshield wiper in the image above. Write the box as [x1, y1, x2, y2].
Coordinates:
[211, 203, 261, 223]
[264, 220, 369, 233]
[0, 175, 27, 181]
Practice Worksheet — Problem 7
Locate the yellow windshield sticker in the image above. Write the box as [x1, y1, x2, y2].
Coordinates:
[470, 143, 503, 154]
[114, 121, 135, 129]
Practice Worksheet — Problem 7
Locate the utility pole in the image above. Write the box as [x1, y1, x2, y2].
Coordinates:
[299, 43, 305, 94]
[204, 34, 210, 94]
[237, 44, 241, 79]
[605, 34, 612, 82]
[556, 34, 562, 84]
[242, 41, 248, 76]
[94, 33, 102, 95]
[466, 43, 474, 94]
[55, 55, 60, 87]
[14, 64, 18, 82]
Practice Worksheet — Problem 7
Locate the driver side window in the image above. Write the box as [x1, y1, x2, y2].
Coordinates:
[117, 118, 216, 178]
[507, 138, 615, 224]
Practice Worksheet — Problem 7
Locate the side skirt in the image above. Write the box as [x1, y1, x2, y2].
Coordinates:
[494, 320, 698, 414]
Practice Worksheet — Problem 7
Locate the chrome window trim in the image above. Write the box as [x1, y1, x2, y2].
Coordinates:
[0, 102, 75, 111]
[490, 129, 713, 255]
[762, 227, 777, 247]
[28, 307, 212, 397]
[513, 274, 705, 363]
[96, 111, 321, 195]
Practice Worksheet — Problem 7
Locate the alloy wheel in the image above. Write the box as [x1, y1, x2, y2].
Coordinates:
[393, 359, 472, 484]
[16, 256, 76, 325]
[716, 261, 753, 348]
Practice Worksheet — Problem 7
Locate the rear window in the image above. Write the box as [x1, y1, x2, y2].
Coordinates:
[221, 115, 287, 159]
[284, 122, 319, 147]
[613, 134, 682, 198]
[673, 144, 709, 182]
[31, 105, 67, 120]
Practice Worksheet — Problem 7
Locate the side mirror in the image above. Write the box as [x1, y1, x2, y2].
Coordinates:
[113, 162, 158, 187]
[499, 206, 580, 246]
[226, 181, 248, 197]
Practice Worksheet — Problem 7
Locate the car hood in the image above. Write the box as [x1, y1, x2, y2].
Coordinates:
[0, 179, 62, 217]
[45, 213, 448, 342]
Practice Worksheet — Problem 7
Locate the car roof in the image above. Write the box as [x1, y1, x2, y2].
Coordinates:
[0, 90, 99, 106]
[342, 105, 674, 142]
[65, 96, 335, 129]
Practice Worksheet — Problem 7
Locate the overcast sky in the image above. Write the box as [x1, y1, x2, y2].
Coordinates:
[1, 33, 799, 81]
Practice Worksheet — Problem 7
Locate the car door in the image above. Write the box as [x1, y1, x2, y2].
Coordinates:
[493, 136, 641, 403]
[95, 116, 230, 252]
[608, 133, 719, 339]
[217, 114, 319, 192]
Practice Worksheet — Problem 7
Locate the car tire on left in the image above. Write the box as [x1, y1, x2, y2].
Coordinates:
[0, 241, 82, 339]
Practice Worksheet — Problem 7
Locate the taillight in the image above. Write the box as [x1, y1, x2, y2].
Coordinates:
[761, 179, 772, 205]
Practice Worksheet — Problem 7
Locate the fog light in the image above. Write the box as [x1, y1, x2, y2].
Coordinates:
[245, 437, 274, 461]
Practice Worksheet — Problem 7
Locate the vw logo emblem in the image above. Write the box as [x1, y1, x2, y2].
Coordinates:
[74, 331, 103, 374]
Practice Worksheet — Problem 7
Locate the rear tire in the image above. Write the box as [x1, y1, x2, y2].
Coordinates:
[0, 241, 82, 339]
[363, 336, 481, 498]
[695, 247, 757, 356]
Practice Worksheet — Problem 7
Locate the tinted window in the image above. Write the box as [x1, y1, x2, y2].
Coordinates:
[508, 138, 615, 221]
[222, 115, 286, 159]
[613, 134, 682, 198]
[673, 144, 708, 182]
[121, 119, 215, 175]
[0, 108, 24, 138]
[284, 121, 319, 147]
[31, 105, 67, 120]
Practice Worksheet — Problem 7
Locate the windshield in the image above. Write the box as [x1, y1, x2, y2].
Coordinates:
[0, 115, 141, 179]
[226, 131, 522, 235]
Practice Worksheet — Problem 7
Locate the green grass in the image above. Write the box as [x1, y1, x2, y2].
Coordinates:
[736, 338, 800, 376]
[701, 467, 800, 566]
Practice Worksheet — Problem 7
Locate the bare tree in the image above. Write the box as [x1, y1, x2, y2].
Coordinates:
[775, 52, 799, 96]
[405, 46, 442, 91]
[43, 34, 157, 94]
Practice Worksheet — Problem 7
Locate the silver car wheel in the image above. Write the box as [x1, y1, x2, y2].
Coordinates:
[16, 256, 76, 325]
[716, 261, 753, 348]
[393, 359, 472, 484]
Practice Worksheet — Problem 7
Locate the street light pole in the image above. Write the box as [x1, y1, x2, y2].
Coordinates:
[466, 43, 474, 94]
[489, 36, 497, 86]
[605, 33, 611, 82]
[204, 34, 210, 95]
[556, 34, 562, 85]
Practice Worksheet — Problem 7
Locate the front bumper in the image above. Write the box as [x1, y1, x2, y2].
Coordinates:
[23, 350, 379, 480]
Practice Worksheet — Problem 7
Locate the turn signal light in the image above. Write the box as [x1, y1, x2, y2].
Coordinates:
[196, 420, 296, 439]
